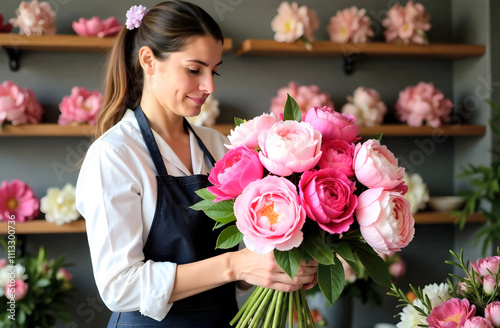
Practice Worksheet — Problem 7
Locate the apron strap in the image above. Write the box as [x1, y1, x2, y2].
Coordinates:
[183, 119, 217, 167]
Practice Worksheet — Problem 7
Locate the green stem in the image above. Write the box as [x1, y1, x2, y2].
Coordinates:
[295, 290, 304, 327]
[272, 291, 284, 328]
[300, 289, 316, 328]
[249, 288, 274, 328]
[279, 293, 289, 328]
[289, 291, 294, 328]
[237, 287, 266, 328]
[263, 290, 279, 328]
[231, 287, 263, 326]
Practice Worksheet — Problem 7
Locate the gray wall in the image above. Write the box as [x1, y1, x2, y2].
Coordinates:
[0, 0, 494, 327]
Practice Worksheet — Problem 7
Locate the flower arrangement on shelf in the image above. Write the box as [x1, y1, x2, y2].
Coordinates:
[340, 87, 387, 127]
[192, 95, 415, 327]
[40, 183, 81, 226]
[9, 0, 56, 36]
[382, 0, 431, 45]
[395, 82, 453, 128]
[0, 244, 74, 327]
[389, 249, 500, 328]
[327, 6, 374, 44]
[72, 16, 122, 38]
[58, 86, 102, 126]
[0, 14, 13, 33]
[0, 179, 40, 222]
[0, 80, 44, 127]
[271, 1, 319, 51]
[403, 172, 430, 215]
[185, 94, 220, 127]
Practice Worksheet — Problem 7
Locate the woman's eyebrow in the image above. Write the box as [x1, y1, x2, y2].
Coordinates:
[185, 59, 223, 67]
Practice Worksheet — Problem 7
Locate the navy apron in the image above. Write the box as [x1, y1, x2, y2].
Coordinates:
[107, 106, 238, 327]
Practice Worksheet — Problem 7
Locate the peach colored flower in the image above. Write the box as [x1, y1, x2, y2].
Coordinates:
[0, 179, 40, 222]
[341, 87, 387, 127]
[383, 0, 431, 45]
[426, 298, 476, 328]
[72, 16, 122, 38]
[226, 113, 277, 150]
[9, 0, 56, 36]
[58, 86, 102, 126]
[0, 14, 13, 33]
[395, 82, 453, 128]
[271, 2, 318, 43]
[304, 106, 359, 144]
[327, 6, 374, 43]
[0, 80, 43, 125]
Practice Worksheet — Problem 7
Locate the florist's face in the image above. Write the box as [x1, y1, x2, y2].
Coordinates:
[151, 35, 223, 119]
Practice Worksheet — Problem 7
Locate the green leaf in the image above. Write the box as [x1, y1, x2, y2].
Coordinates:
[318, 258, 345, 306]
[215, 225, 243, 249]
[274, 247, 303, 279]
[194, 188, 216, 201]
[283, 94, 302, 122]
[351, 242, 391, 287]
[302, 234, 335, 265]
[204, 200, 237, 223]
[35, 278, 51, 287]
[234, 117, 245, 127]
[190, 198, 215, 211]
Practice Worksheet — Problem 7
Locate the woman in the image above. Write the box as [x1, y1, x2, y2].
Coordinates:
[76, 1, 317, 327]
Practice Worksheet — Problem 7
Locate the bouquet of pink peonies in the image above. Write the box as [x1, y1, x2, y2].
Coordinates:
[192, 95, 415, 327]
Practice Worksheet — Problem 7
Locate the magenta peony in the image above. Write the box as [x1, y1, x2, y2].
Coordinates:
[9, 0, 56, 36]
[327, 6, 374, 43]
[258, 120, 322, 176]
[0, 80, 43, 125]
[299, 168, 358, 234]
[207, 146, 264, 202]
[226, 113, 277, 150]
[270, 1, 318, 43]
[318, 139, 355, 178]
[341, 87, 387, 127]
[0, 14, 13, 33]
[58, 86, 102, 126]
[485, 302, 500, 327]
[72, 16, 122, 38]
[395, 82, 453, 128]
[234, 175, 305, 254]
[427, 298, 476, 328]
[383, 0, 431, 44]
[0, 179, 40, 222]
[4, 279, 28, 301]
[356, 187, 414, 255]
[304, 106, 359, 144]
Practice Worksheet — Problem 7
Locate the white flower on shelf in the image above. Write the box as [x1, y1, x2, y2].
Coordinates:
[403, 172, 430, 214]
[40, 183, 80, 225]
[186, 94, 220, 127]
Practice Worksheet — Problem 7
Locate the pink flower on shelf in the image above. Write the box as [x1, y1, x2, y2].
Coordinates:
[383, 0, 431, 45]
[9, 0, 56, 36]
[234, 175, 305, 254]
[0, 14, 13, 33]
[426, 298, 476, 328]
[4, 279, 28, 301]
[271, 2, 318, 44]
[226, 113, 277, 150]
[270, 81, 334, 119]
[395, 82, 453, 128]
[207, 146, 264, 202]
[471, 256, 500, 278]
[0, 179, 40, 222]
[58, 87, 102, 126]
[318, 139, 355, 178]
[299, 168, 358, 234]
[356, 187, 414, 255]
[0, 80, 43, 126]
[341, 87, 387, 127]
[464, 317, 494, 328]
[327, 7, 374, 44]
[258, 120, 322, 177]
[304, 106, 359, 144]
[485, 302, 500, 327]
[72, 16, 122, 38]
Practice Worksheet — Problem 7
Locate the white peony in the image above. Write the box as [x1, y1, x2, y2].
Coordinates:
[40, 183, 80, 225]
[341, 87, 387, 127]
[403, 172, 430, 214]
[186, 94, 220, 127]
[422, 283, 451, 308]
[396, 301, 427, 328]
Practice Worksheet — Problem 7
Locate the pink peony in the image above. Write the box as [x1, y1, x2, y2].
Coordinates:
[226, 113, 277, 150]
[271, 2, 318, 43]
[485, 302, 500, 327]
[207, 146, 264, 202]
[234, 175, 306, 254]
[270, 82, 334, 119]
[427, 298, 476, 328]
[0, 14, 13, 33]
[389, 258, 406, 278]
[58, 86, 102, 126]
[0, 179, 40, 222]
[72, 16, 122, 38]
[395, 82, 453, 128]
[327, 6, 374, 43]
[356, 187, 414, 255]
[9, 0, 56, 36]
[464, 317, 494, 328]
[0, 80, 43, 125]
[304, 106, 359, 144]
[471, 256, 500, 278]
[4, 279, 28, 301]
[299, 168, 358, 234]
[354, 139, 407, 193]
[318, 139, 355, 178]
[258, 120, 322, 176]
[341, 87, 387, 127]
[383, 0, 431, 45]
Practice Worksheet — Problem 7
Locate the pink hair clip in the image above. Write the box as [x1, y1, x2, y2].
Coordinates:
[125, 5, 147, 30]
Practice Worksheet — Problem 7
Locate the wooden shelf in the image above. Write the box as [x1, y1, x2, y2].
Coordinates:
[236, 39, 486, 59]
[413, 212, 485, 225]
[0, 219, 86, 234]
[357, 124, 486, 137]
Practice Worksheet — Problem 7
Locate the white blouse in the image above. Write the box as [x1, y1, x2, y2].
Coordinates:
[75, 109, 229, 321]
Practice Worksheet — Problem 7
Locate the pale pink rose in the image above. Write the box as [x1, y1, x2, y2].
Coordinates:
[383, 0, 431, 45]
[72, 16, 122, 38]
[427, 298, 476, 328]
[354, 139, 407, 192]
[271, 2, 318, 43]
[0, 81, 43, 125]
[395, 82, 453, 128]
[356, 187, 415, 255]
[258, 120, 322, 176]
[299, 168, 357, 234]
[485, 302, 500, 327]
[327, 6, 374, 43]
[58, 86, 102, 126]
[0, 179, 40, 222]
[207, 146, 264, 202]
[226, 113, 277, 150]
[341, 87, 387, 127]
[318, 139, 355, 178]
[464, 317, 494, 328]
[9, 0, 56, 36]
[4, 279, 28, 301]
[234, 175, 305, 254]
[304, 106, 359, 144]
[270, 81, 334, 119]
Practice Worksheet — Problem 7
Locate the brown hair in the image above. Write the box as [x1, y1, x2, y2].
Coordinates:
[95, 1, 224, 139]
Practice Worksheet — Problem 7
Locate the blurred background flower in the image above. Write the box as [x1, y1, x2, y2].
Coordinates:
[0, 80, 44, 126]
[341, 87, 387, 126]
[327, 6, 373, 43]
[403, 172, 430, 214]
[72, 16, 121, 37]
[271, 1, 318, 49]
[9, 0, 56, 36]
[40, 183, 81, 225]
[382, 0, 431, 44]
[0, 179, 40, 222]
[0, 14, 13, 33]
[58, 86, 102, 126]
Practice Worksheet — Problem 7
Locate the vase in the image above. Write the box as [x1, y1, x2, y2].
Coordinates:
[306, 292, 353, 328]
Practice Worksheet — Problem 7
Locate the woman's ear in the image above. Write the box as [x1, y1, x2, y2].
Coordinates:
[139, 46, 155, 75]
